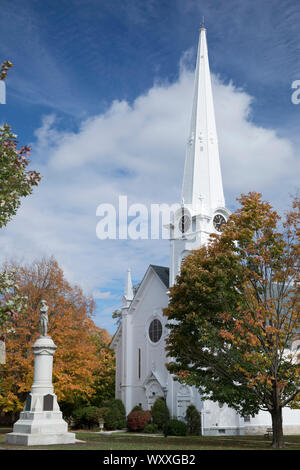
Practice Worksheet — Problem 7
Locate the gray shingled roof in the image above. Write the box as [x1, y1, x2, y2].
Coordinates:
[150, 265, 169, 288]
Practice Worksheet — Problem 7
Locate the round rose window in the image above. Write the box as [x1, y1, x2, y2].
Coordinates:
[149, 319, 163, 343]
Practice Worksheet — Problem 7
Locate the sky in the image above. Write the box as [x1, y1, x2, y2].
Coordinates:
[0, 0, 299, 334]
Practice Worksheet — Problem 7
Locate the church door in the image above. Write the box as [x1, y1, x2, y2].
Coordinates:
[145, 380, 163, 410]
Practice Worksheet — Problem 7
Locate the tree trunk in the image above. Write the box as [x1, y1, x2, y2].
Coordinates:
[270, 407, 284, 448]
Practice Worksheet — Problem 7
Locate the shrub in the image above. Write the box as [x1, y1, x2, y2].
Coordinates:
[151, 397, 169, 430]
[127, 410, 151, 432]
[103, 408, 122, 430]
[98, 406, 109, 419]
[102, 399, 126, 430]
[71, 406, 100, 429]
[185, 404, 201, 435]
[167, 418, 188, 436]
[144, 422, 159, 434]
[130, 405, 143, 412]
[103, 398, 126, 416]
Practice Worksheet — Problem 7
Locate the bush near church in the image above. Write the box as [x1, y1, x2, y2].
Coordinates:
[71, 406, 101, 429]
[167, 418, 188, 436]
[185, 404, 201, 435]
[101, 398, 126, 430]
[144, 422, 159, 434]
[151, 397, 170, 430]
[127, 409, 152, 432]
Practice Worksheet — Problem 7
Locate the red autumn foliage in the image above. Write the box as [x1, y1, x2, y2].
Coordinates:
[127, 410, 152, 432]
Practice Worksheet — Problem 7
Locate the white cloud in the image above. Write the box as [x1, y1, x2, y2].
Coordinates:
[92, 290, 115, 300]
[213, 76, 299, 203]
[1, 64, 299, 332]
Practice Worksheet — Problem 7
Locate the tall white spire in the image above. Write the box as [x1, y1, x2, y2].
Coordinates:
[181, 25, 225, 214]
[122, 268, 134, 308]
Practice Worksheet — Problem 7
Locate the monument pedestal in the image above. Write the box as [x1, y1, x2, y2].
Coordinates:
[6, 336, 75, 446]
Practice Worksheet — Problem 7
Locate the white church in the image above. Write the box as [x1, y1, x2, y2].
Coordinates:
[110, 26, 300, 436]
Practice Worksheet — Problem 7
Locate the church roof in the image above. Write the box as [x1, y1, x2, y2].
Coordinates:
[110, 264, 169, 350]
[150, 265, 169, 288]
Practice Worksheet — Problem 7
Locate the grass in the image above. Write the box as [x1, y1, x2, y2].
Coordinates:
[1, 427, 300, 451]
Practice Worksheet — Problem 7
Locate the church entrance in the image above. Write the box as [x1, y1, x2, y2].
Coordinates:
[145, 379, 163, 410]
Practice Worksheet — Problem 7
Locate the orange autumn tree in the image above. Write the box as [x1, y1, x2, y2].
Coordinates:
[0, 257, 108, 413]
[90, 327, 115, 407]
[165, 193, 300, 449]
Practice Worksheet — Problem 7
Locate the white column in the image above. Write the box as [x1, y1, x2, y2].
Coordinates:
[31, 336, 57, 395]
[121, 309, 132, 414]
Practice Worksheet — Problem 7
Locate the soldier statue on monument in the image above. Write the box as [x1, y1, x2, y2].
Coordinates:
[39, 300, 49, 337]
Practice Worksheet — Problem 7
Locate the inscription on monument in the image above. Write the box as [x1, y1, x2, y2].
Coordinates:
[24, 394, 32, 411]
[43, 394, 54, 411]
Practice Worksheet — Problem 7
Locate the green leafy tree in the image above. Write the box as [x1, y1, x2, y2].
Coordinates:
[0, 269, 26, 330]
[0, 124, 41, 230]
[0, 63, 41, 331]
[165, 192, 300, 449]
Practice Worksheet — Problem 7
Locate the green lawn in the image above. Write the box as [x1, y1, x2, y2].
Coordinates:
[1, 428, 300, 450]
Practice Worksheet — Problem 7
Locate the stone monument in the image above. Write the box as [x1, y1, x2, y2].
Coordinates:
[6, 301, 76, 446]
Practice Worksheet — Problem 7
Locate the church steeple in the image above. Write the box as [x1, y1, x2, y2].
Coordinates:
[122, 268, 134, 309]
[169, 25, 229, 287]
[181, 25, 225, 215]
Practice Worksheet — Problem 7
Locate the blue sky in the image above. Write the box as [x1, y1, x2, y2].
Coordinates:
[0, 0, 299, 334]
